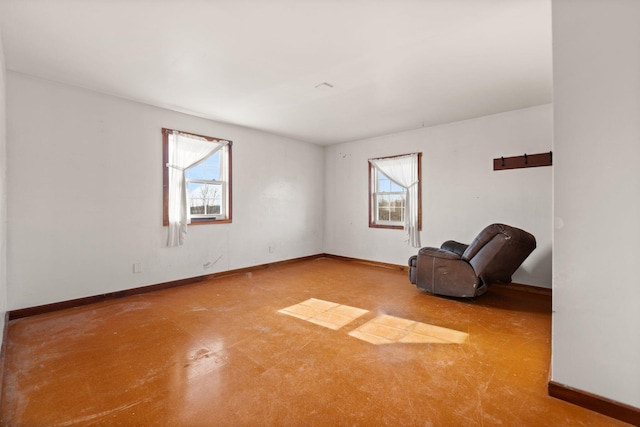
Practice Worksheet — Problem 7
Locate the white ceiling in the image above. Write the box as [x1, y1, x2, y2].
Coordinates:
[0, 0, 552, 145]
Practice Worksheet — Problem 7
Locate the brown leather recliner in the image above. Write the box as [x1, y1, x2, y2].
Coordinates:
[408, 224, 536, 298]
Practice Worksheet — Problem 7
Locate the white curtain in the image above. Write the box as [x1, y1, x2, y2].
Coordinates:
[370, 153, 421, 248]
[167, 131, 227, 247]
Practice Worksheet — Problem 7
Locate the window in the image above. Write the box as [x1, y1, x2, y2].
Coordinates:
[369, 153, 422, 247]
[163, 128, 232, 246]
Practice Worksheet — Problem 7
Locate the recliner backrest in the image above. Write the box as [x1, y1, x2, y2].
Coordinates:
[462, 224, 536, 285]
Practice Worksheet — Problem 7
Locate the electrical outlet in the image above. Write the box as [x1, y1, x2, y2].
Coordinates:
[269, 246, 274, 254]
[133, 262, 142, 273]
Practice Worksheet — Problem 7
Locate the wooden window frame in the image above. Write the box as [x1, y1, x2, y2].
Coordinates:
[162, 128, 233, 226]
[368, 152, 422, 230]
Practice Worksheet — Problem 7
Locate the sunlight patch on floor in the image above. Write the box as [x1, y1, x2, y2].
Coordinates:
[348, 314, 469, 345]
[278, 298, 369, 330]
[278, 299, 468, 346]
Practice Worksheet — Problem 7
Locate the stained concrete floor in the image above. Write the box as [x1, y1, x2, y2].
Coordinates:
[0, 257, 627, 426]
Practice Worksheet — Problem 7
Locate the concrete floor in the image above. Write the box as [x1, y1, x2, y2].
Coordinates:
[0, 257, 626, 426]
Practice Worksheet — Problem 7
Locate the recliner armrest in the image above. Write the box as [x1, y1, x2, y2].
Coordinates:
[418, 247, 461, 260]
[408, 255, 418, 284]
[408, 255, 417, 267]
[440, 240, 469, 257]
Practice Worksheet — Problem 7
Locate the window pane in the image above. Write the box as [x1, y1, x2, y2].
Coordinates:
[389, 195, 404, 221]
[389, 180, 404, 192]
[390, 207, 404, 222]
[188, 182, 222, 216]
[185, 151, 221, 181]
[377, 170, 405, 193]
[377, 195, 390, 221]
[376, 195, 386, 221]
[378, 171, 391, 192]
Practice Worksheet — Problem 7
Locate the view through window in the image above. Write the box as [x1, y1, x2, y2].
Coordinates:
[368, 153, 422, 235]
[185, 148, 228, 219]
[374, 170, 406, 224]
[163, 129, 232, 231]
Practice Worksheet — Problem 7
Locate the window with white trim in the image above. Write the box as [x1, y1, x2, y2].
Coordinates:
[163, 128, 232, 235]
[372, 169, 406, 227]
[368, 153, 422, 242]
[185, 147, 230, 220]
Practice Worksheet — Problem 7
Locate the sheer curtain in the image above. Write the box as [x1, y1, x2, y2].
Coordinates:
[166, 131, 228, 247]
[370, 153, 421, 248]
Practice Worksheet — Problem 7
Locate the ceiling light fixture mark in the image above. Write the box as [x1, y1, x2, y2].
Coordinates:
[315, 82, 334, 89]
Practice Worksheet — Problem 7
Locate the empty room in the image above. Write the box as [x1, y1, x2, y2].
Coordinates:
[0, 0, 638, 426]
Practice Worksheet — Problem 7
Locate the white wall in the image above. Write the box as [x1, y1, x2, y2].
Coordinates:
[6, 72, 324, 310]
[0, 28, 7, 340]
[552, 0, 640, 407]
[324, 104, 552, 287]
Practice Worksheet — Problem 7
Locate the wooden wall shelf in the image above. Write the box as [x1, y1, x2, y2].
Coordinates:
[493, 151, 553, 171]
